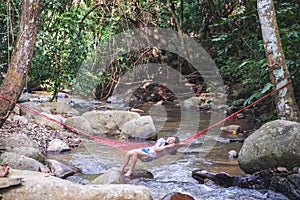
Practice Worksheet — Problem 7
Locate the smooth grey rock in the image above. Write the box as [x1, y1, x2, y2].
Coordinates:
[47, 139, 70, 153]
[1, 169, 153, 200]
[238, 120, 300, 174]
[92, 167, 126, 184]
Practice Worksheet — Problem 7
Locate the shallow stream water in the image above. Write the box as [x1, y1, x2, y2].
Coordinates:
[45, 101, 281, 200]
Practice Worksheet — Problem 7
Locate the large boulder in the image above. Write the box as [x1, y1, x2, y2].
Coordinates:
[0, 133, 46, 165]
[64, 116, 96, 134]
[1, 169, 152, 200]
[19, 101, 78, 130]
[120, 116, 157, 139]
[0, 152, 45, 171]
[11, 147, 46, 164]
[33, 112, 66, 130]
[65, 110, 144, 135]
[82, 110, 140, 132]
[0, 133, 39, 150]
[92, 167, 126, 184]
[19, 102, 42, 118]
[81, 110, 115, 133]
[238, 120, 300, 174]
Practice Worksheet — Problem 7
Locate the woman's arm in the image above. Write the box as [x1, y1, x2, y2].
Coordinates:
[154, 138, 175, 152]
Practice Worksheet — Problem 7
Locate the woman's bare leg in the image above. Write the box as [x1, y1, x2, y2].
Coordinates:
[120, 151, 132, 174]
[121, 149, 147, 176]
[124, 152, 138, 176]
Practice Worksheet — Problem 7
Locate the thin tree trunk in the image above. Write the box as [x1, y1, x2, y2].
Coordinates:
[257, 0, 300, 122]
[0, 0, 40, 127]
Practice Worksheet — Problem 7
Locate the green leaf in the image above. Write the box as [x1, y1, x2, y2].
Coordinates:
[261, 83, 273, 94]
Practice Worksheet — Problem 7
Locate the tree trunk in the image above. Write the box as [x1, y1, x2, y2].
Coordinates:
[0, 0, 40, 127]
[257, 0, 300, 122]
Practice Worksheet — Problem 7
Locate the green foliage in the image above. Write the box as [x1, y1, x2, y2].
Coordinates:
[0, 0, 298, 108]
[243, 82, 273, 107]
[204, 0, 299, 104]
[29, 1, 91, 98]
[207, 1, 267, 86]
[0, 0, 22, 84]
[278, 2, 300, 86]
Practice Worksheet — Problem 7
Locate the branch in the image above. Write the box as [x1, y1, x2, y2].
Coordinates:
[78, 4, 101, 35]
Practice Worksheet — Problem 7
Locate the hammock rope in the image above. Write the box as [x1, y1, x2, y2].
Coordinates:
[182, 79, 293, 144]
[0, 79, 293, 151]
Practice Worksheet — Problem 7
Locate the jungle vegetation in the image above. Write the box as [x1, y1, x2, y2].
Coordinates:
[0, 0, 299, 120]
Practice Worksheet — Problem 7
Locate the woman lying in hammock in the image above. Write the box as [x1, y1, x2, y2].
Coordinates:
[120, 136, 183, 176]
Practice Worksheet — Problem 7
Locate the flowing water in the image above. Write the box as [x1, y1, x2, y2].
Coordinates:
[45, 100, 279, 200]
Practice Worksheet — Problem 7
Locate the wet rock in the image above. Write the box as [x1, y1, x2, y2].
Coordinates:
[238, 120, 300, 174]
[161, 192, 195, 200]
[17, 96, 30, 103]
[192, 170, 241, 187]
[229, 138, 245, 143]
[288, 173, 300, 186]
[237, 169, 274, 189]
[37, 96, 50, 102]
[124, 169, 154, 180]
[56, 92, 69, 99]
[270, 176, 299, 200]
[2, 169, 153, 200]
[220, 125, 242, 134]
[47, 139, 71, 153]
[93, 167, 126, 184]
[228, 150, 238, 159]
[238, 168, 300, 200]
[47, 159, 77, 179]
[192, 168, 300, 200]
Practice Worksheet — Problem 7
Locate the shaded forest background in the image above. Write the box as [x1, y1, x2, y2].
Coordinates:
[0, 0, 299, 120]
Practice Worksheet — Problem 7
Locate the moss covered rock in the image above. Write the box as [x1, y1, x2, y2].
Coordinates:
[238, 120, 300, 174]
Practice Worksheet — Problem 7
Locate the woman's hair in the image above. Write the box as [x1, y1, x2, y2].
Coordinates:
[173, 136, 180, 144]
[169, 135, 180, 155]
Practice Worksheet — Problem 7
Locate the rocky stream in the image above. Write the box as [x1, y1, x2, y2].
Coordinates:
[0, 92, 299, 200]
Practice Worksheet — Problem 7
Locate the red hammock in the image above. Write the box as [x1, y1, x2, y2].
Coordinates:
[0, 79, 293, 151]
